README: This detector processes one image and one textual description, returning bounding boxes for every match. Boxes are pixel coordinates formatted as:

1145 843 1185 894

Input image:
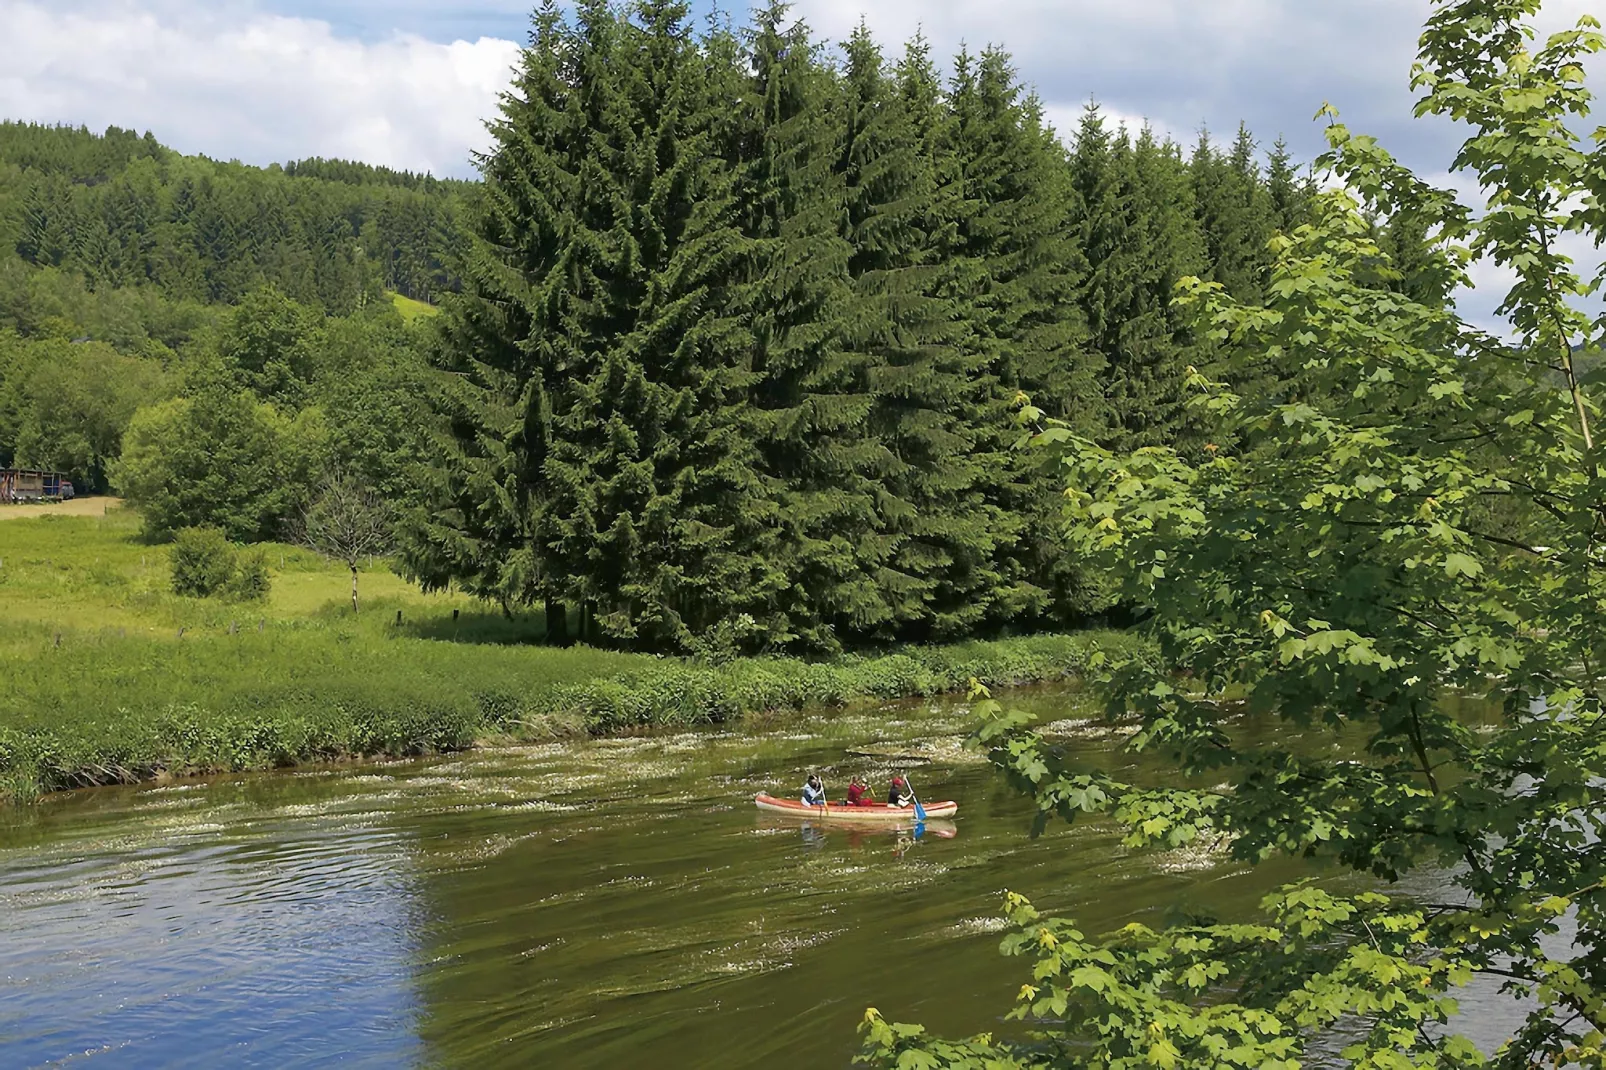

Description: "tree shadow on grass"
401 607 551 646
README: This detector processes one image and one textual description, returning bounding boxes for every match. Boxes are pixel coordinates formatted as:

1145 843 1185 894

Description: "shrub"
114 387 317 542
170 529 273 600
170 527 237 597
0 623 1147 801
228 548 272 601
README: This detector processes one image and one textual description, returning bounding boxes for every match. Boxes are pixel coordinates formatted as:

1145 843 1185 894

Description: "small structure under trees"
0 469 71 503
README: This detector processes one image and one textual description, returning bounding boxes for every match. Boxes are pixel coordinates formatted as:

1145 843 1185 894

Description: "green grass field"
0 510 1144 801
388 291 440 323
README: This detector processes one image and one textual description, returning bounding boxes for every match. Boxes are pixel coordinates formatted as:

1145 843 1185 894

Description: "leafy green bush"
169 527 237 597
227 548 271 601
169 528 274 601
115 387 321 542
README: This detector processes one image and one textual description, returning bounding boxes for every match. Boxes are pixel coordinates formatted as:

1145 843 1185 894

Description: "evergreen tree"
406 0 787 650
942 49 1101 624
400 0 578 620
837 28 1015 639
736 2 884 650
1265 135 1314 235
1189 124 1274 304
1072 106 1204 453
0 121 465 310
538 0 782 648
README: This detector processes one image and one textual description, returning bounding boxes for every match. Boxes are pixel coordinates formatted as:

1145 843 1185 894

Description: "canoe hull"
755 814 958 838
754 792 957 821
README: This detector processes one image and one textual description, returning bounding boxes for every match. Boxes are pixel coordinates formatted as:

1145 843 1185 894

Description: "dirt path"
0 496 123 521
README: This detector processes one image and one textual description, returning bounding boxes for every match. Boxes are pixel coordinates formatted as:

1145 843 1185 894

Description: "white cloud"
0 0 521 177
801 0 1420 166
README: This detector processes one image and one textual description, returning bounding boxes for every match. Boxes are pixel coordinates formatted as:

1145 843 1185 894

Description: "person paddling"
845 776 873 807
887 774 913 808
801 774 826 807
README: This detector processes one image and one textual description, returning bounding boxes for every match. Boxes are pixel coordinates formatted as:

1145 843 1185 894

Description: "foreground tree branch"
861 2 1606 1066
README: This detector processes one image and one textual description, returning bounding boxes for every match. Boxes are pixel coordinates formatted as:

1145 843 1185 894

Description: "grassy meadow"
0 504 1143 800
387 291 440 323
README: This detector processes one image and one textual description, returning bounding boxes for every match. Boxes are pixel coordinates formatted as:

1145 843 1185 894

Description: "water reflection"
0 807 424 1069
770 818 958 862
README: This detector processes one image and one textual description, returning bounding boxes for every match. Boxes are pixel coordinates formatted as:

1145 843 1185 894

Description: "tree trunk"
350 565 359 614
545 600 568 646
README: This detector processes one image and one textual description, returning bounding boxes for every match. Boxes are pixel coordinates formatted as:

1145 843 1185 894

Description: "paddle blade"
905 775 929 823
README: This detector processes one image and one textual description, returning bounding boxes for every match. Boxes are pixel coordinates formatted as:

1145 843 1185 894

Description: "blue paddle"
905 774 928 823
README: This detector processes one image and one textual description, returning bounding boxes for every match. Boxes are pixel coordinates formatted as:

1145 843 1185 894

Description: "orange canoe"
754 792 958 821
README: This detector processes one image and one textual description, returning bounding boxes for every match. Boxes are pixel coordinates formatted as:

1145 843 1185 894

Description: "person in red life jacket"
845 776 874 806
887 775 913 808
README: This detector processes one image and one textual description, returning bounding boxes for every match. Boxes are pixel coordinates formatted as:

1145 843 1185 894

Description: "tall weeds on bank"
0 621 1144 801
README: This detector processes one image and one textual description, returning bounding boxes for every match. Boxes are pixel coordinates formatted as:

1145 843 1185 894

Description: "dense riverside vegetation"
0 510 1144 800
0 7 1362 657
0 4 1311 806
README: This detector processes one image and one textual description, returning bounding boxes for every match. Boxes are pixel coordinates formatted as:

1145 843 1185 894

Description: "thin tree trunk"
545 599 568 645
350 565 359 614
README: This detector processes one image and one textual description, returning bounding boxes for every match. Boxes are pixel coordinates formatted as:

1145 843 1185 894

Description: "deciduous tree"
863 1 1606 1065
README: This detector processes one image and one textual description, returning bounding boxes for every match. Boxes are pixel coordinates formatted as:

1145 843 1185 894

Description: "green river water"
0 686 1520 1068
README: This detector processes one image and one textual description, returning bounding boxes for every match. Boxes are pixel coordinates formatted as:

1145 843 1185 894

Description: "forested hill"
0 124 462 503
0 122 471 312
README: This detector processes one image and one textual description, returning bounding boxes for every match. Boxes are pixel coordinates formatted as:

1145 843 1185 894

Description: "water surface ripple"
0 689 1516 1067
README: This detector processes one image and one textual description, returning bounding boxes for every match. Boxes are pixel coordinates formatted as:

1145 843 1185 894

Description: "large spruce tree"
577 0 781 647
941 48 1103 625
837 26 1012 640
1189 124 1275 304
406 0 777 649
735 3 886 650
1265 135 1315 235
1071 106 1205 452
400 0 577 620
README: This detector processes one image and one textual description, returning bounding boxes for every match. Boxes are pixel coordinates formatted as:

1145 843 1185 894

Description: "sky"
2 0 1603 330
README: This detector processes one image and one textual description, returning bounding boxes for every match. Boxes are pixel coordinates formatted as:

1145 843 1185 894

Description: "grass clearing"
0 511 1144 801
388 291 440 323
0 496 124 522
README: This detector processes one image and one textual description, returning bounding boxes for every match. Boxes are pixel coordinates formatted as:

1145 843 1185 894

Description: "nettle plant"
862 2 1606 1067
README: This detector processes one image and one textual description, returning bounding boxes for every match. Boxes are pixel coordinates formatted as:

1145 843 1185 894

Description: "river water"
0 687 1520 1068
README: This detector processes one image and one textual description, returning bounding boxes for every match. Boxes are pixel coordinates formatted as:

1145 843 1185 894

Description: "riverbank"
0 511 1147 800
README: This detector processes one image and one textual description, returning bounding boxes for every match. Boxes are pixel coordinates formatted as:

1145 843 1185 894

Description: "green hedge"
538 633 1154 733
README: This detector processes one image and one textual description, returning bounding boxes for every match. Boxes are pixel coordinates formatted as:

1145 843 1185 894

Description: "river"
0 686 1524 1068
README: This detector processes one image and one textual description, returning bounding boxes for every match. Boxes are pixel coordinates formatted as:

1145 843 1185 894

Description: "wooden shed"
0 469 68 503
